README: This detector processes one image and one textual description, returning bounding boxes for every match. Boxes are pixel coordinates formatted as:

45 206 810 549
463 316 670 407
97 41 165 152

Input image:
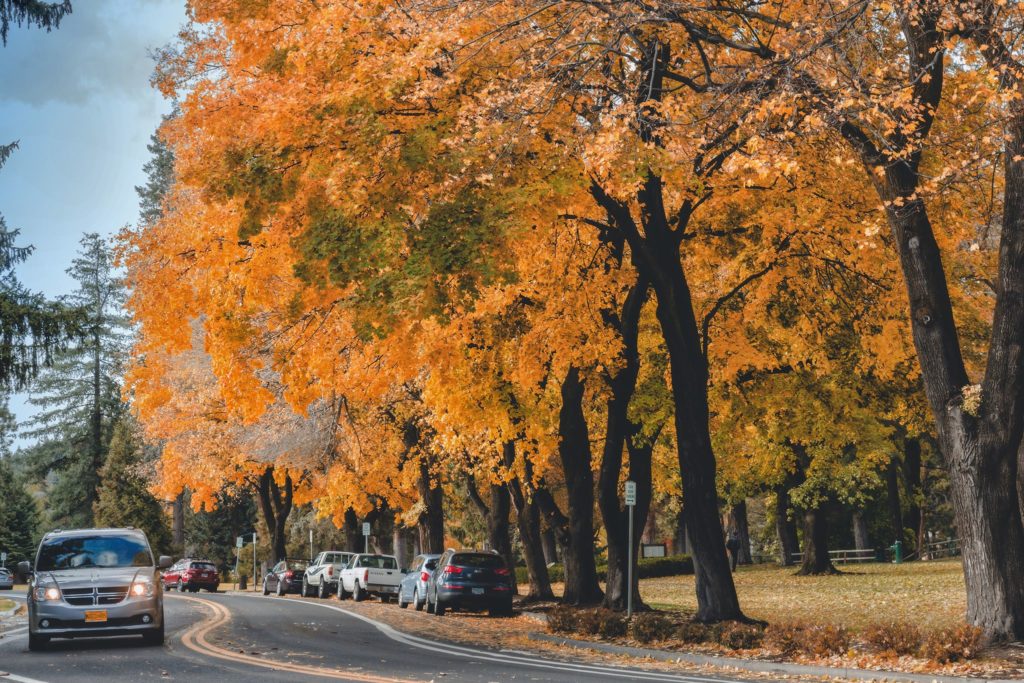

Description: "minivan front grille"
59 585 130 606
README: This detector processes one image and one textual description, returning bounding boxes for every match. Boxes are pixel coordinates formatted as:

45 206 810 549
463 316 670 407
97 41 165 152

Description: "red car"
163 559 220 593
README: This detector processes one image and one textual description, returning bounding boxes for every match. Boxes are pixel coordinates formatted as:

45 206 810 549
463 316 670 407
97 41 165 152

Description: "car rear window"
450 553 505 568
424 559 438 570
286 560 308 571
190 562 216 571
37 534 152 571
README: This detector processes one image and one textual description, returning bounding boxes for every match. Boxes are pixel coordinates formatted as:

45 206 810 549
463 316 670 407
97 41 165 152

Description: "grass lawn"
640 559 966 632
0 597 15 613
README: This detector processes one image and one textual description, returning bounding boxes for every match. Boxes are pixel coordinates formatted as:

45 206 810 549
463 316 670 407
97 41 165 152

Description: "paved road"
0 590 747 683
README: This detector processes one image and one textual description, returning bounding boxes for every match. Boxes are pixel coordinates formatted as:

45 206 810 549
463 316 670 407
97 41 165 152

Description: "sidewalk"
529 633 1023 683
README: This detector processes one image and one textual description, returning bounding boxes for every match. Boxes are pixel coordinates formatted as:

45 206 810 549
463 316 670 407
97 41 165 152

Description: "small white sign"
624 480 637 506
362 522 371 536
236 536 244 548
0 552 7 562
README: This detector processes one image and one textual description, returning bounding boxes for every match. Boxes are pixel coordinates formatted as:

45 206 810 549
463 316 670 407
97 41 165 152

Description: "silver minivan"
20 527 172 651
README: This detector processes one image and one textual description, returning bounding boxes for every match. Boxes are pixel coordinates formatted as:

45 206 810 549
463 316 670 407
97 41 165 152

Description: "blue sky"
1 0 187 437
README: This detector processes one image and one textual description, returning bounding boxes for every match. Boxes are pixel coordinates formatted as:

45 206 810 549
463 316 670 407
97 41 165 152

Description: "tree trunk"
534 368 603 606
406 418 444 554
887 457 905 547
467 473 518 596
597 278 652 611
852 511 870 551
172 491 185 550
502 441 553 601
774 486 800 567
541 526 559 565
902 436 923 554
674 506 692 556
393 527 408 569
343 508 360 553
798 504 836 575
255 467 292 563
727 501 753 565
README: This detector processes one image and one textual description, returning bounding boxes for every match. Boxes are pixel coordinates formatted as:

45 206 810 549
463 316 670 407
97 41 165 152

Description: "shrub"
574 609 605 636
863 622 922 656
674 621 713 644
546 605 578 634
717 622 765 650
596 609 629 638
804 624 851 657
764 622 806 656
631 612 674 644
921 624 985 664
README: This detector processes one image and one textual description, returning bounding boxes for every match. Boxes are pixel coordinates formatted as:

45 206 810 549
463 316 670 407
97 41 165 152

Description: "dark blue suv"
425 550 514 617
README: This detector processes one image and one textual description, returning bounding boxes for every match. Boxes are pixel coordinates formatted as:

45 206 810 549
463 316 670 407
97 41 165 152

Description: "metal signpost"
309 528 314 562
1 551 7 568
252 531 257 591
624 481 637 619
235 536 243 591
362 522 371 554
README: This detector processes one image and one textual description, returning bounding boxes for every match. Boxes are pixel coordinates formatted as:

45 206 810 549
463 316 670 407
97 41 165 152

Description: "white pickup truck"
338 554 403 602
302 551 353 599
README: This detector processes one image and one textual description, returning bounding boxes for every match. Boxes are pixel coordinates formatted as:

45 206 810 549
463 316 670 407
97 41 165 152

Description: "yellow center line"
172 594 422 683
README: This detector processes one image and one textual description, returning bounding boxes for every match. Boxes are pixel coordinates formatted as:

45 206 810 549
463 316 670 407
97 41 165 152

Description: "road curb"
528 633 1020 683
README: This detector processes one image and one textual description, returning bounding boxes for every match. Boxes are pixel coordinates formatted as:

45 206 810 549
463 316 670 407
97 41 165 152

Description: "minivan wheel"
352 582 364 602
141 620 165 646
28 631 49 651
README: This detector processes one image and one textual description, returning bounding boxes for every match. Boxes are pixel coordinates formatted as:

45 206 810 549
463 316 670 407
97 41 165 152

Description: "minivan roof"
43 527 147 538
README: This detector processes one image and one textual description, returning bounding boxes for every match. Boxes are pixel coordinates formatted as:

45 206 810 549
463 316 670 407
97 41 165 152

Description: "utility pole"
252 530 258 592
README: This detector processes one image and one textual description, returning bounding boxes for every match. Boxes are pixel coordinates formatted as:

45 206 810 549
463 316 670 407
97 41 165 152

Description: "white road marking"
0 627 28 637
0 671 53 683
246 594 739 683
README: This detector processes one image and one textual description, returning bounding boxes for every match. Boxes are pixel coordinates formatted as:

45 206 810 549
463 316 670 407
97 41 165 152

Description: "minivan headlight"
33 585 61 602
131 578 154 597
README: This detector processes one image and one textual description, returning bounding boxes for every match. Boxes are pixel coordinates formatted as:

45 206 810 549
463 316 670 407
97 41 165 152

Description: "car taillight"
443 565 463 575
494 567 510 576
284 571 293 578
363 569 369 583
327 566 333 577
420 571 430 582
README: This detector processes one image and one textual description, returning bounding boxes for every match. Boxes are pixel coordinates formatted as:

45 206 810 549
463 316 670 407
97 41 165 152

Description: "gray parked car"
396 553 439 610
0 567 13 590
19 527 172 651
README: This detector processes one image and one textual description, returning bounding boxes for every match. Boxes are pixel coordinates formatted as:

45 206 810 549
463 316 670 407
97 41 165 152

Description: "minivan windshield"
36 535 152 571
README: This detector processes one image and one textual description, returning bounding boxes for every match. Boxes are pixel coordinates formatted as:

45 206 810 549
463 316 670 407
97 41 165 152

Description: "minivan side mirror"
17 561 31 575
158 555 173 569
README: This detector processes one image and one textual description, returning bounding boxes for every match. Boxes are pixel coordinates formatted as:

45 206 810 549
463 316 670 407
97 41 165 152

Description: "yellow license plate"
84 610 107 623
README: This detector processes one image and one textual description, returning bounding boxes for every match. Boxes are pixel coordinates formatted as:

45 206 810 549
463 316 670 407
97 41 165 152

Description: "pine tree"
0 143 79 392
0 0 71 45
0 399 39 566
22 233 130 526
136 121 175 228
93 419 171 555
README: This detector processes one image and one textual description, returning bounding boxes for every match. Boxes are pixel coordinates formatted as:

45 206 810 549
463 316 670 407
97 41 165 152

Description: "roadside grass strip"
172 593 423 683
266 593 746 683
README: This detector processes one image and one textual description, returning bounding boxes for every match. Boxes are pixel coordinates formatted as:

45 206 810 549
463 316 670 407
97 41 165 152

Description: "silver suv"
19 527 172 651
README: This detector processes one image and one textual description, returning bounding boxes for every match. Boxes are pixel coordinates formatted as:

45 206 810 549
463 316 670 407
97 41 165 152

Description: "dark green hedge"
514 554 693 586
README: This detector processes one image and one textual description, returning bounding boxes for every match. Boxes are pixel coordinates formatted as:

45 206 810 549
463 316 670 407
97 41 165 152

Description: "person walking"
726 530 742 572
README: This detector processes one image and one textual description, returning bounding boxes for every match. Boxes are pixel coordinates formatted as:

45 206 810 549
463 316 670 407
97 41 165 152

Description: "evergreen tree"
0 0 71 45
21 233 130 526
0 399 39 566
183 490 257 573
136 121 175 228
93 419 171 554
0 144 80 392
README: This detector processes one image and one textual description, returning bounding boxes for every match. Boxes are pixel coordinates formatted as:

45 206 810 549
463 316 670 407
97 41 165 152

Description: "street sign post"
252 531 257 591
236 536 243 548
624 481 637 619
362 522 371 554
0 551 6 568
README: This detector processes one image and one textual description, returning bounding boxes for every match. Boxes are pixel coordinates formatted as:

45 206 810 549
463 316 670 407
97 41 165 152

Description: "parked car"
0 567 14 590
302 551 352 598
162 559 220 593
263 559 308 596
337 554 402 602
19 527 172 650
397 553 439 610
425 549 513 617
